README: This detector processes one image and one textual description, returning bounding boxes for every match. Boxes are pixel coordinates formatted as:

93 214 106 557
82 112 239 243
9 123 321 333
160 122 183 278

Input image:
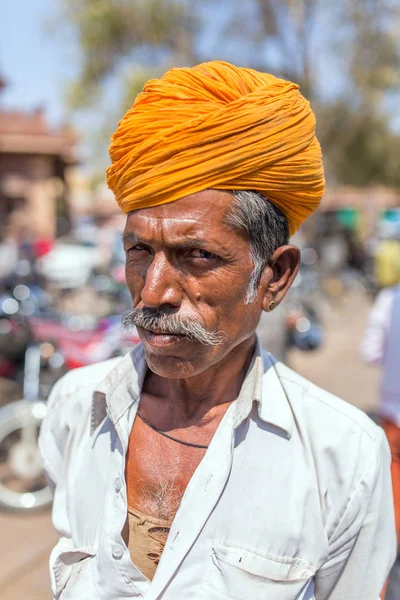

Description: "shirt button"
112 544 124 559
114 476 122 493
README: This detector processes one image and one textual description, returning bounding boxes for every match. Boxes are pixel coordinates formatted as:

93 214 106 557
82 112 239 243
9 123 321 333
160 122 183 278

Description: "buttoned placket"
108 393 153 598
145 352 264 599
145 404 237 600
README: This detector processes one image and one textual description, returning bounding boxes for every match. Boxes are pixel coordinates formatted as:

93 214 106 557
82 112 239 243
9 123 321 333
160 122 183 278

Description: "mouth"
139 327 188 348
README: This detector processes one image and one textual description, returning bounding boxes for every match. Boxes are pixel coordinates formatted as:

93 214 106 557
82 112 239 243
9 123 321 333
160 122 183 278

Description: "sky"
1 0 397 139
0 0 346 173
0 0 75 125
0 0 344 126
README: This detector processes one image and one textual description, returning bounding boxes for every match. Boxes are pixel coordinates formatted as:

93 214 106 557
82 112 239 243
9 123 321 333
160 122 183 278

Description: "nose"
140 253 182 308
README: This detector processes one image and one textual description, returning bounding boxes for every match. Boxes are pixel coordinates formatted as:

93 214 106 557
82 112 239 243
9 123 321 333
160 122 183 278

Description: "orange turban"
107 61 325 235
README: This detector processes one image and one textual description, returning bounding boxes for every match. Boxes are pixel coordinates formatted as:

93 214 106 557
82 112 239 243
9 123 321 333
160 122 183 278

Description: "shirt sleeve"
314 428 396 600
39 375 74 540
360 289 393 365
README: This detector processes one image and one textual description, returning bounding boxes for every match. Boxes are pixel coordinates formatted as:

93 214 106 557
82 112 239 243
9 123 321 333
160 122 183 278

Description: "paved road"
0 290 380 599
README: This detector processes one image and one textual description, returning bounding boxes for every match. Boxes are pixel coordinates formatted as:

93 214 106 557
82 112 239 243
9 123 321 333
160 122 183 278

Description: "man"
361 282 400 536
361 280 400 600
39 61 395 600
374 225 400 290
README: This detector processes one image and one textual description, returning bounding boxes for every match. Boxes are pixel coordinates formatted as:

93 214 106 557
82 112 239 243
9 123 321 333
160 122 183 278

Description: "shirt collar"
91 338 293 438
91 343 147 435
232 339 293 438
257 348 294 438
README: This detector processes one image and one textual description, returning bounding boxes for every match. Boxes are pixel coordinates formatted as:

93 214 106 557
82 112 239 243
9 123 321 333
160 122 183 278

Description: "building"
0 76 78 241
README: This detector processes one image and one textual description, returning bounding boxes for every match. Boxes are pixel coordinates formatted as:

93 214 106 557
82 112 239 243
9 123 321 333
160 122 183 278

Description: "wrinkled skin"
123 189 300 385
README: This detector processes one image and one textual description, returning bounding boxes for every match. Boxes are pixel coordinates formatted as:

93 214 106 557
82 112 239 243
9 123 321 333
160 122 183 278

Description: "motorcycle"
286 263 325 353
0 349 51 510
0 286 139 511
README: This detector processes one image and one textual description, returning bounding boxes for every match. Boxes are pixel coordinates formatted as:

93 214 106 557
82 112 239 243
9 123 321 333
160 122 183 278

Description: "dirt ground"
0 290 381 599
290 289 380 415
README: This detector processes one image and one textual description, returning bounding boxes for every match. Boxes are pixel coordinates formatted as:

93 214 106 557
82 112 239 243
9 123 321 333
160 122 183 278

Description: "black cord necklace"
136 411 209 449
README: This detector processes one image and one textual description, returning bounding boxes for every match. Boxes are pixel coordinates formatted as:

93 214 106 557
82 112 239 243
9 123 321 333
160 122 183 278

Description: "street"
0 290 380 599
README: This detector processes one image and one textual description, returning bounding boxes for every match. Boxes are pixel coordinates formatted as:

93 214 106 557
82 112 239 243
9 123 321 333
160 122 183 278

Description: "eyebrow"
122 231 221 250
122 232 139 244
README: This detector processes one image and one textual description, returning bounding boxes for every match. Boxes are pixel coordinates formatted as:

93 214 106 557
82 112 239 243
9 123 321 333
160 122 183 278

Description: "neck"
144 335 257 424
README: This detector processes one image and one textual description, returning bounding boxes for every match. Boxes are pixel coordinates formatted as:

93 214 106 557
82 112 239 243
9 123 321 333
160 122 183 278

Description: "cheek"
206 270 250 306
125 263 145 301
197 271 254 328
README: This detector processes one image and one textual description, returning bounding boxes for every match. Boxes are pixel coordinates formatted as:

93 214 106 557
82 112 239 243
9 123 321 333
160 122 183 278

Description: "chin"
145 351 213 379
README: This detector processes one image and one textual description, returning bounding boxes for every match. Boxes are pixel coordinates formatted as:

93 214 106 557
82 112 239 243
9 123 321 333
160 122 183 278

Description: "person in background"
361 281 400 600
0 226 19 280
257 230 306 364
374 225 400 290
256 301 288 363
361 282 400 527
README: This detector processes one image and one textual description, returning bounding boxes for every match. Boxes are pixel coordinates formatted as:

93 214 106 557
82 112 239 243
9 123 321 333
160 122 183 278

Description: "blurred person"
256 300 288 362
40 61 395 599
257 230 308 363
361 283 400 600
33 235 54 259
374 228 400 289
361 284 400 536
0 226 18 280
316 215 349 277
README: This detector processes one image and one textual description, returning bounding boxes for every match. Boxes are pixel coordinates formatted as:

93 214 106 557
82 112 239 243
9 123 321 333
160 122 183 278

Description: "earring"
267 300 277 312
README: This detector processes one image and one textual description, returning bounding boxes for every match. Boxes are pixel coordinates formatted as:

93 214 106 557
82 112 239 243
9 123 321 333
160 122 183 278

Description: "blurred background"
0 1 399 598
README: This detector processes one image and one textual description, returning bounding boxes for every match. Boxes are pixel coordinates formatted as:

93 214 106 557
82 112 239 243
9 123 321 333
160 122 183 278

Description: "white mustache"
122 308 227 346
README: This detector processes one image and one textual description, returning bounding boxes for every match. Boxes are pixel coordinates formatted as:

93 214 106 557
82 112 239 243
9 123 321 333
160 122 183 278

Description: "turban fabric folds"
107 61 325 235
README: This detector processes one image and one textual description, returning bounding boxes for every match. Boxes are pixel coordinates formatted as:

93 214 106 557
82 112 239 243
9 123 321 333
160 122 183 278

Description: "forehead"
124 189 240 242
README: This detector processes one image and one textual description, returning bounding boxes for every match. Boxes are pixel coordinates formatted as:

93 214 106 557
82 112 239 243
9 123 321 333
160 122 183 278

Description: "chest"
65 411 328 600
124 416 207 518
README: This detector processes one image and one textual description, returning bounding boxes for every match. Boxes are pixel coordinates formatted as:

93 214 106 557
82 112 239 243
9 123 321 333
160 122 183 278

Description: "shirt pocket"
49 537 96 599
196 541 315 600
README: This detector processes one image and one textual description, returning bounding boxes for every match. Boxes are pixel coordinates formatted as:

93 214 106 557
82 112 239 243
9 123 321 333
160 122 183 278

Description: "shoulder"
265 354 385 483
43 353 135 440
272 357 376 436
47 356 124 408
266 357 390 536
44 343 145 428
39 354 134 475
40 356 124 447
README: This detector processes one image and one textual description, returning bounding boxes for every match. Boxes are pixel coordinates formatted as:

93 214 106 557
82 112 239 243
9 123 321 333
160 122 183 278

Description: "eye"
126 243 151 254
189 249 218 260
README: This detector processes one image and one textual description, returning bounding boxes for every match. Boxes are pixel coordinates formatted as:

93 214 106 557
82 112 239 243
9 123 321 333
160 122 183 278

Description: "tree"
230 0 400 185
53 0 400 188
60 0 199 110
317 100 400 187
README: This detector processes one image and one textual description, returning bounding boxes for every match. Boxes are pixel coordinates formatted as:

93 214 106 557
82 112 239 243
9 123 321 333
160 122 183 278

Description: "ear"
259 245 301 312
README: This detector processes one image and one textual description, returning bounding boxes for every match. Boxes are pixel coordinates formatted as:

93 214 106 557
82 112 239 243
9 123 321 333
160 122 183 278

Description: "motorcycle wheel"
0 400 52 511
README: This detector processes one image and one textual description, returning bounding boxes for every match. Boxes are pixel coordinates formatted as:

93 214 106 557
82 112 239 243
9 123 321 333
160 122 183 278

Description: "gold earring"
267 300 277 312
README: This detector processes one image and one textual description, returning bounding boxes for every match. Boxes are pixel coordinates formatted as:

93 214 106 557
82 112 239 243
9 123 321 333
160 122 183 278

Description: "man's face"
123 189 264 378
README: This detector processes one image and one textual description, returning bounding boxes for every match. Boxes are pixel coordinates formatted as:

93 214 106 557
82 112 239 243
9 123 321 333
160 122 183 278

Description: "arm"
315 429 396 600
38 377 71 537
360 289 393 365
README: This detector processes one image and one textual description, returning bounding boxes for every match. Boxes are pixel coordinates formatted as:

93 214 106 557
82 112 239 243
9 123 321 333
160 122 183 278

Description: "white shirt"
360 287 395 366
360 286 400 425
39 342 396 600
